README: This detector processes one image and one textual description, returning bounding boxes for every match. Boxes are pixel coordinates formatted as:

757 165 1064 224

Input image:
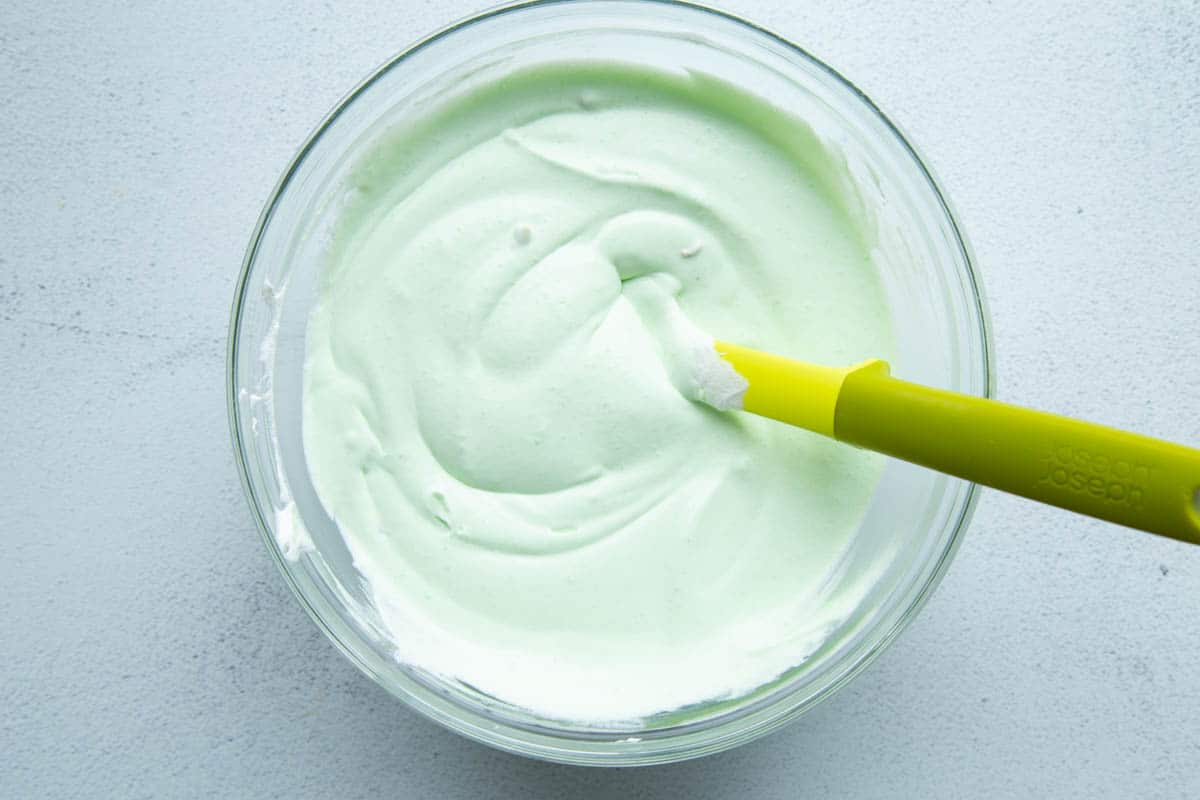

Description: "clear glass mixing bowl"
228 0 993 766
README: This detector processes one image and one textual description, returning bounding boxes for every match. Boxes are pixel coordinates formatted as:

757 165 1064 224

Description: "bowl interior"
229 0 990 765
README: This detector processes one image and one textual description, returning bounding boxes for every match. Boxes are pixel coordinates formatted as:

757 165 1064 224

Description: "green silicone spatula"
710 341 1200 545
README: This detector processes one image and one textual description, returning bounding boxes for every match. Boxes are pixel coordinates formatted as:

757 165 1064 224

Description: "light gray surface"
3 1 1198 797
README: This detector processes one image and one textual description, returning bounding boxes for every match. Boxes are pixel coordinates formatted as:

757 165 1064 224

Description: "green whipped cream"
302 62 893 722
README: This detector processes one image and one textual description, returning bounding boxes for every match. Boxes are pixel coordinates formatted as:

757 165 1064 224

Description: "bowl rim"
227 0 994 766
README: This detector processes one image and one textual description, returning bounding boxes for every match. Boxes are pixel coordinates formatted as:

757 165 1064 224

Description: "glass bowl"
228 0 992 766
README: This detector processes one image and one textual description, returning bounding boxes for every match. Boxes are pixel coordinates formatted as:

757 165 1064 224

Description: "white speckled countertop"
2 1 1198 797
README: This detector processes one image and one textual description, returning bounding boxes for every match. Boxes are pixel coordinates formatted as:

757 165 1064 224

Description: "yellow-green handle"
715 343 1200 545
835 362 1200 545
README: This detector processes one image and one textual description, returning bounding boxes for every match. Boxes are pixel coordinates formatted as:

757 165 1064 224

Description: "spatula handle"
834 362 1200 544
